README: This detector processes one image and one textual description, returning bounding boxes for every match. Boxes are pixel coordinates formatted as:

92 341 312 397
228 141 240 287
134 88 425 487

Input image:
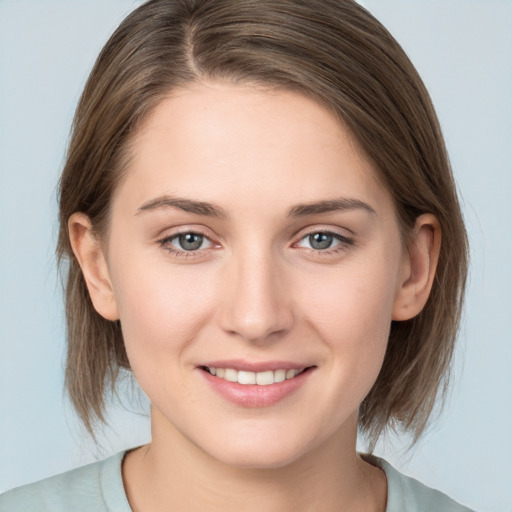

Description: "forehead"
115 82 391 215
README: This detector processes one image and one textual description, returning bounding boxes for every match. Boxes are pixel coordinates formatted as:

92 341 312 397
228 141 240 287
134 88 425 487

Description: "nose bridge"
219 241 292 342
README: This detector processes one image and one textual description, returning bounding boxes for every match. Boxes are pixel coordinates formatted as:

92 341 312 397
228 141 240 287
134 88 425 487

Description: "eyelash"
293 231 355 255
158 231 215 259
158 229 354 259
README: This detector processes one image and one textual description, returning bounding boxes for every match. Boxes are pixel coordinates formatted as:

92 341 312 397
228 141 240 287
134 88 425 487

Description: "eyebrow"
288 198 376 217
136 195 375 218
137 196 228 218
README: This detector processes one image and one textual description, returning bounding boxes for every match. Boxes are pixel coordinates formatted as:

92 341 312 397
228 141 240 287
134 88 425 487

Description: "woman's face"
102 82 410 468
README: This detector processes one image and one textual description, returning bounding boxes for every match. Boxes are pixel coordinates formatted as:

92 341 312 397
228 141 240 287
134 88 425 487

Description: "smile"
203 367 306 386
199 364 315 407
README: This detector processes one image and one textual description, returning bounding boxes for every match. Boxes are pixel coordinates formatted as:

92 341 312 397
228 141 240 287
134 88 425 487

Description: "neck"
122 409 387 512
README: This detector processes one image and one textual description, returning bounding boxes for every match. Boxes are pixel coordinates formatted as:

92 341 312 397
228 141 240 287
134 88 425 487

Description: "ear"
68 213 119 321
392 214 441 321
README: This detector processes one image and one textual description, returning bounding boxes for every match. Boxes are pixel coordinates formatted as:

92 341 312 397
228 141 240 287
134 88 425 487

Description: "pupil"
310 233 332 250
179 233 203 251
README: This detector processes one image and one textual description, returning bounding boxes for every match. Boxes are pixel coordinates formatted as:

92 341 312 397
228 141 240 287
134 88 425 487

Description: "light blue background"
1 2 511 511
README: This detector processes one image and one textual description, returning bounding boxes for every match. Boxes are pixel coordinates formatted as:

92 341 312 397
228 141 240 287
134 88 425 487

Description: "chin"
198 425 319 470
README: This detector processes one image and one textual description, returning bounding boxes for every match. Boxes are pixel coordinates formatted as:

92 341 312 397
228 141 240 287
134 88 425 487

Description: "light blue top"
0 451 475 511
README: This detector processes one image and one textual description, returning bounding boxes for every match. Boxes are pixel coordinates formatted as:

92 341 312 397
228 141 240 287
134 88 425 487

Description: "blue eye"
177 233 206 251
162 232 213 253
297 231 352 252
308 233 335 250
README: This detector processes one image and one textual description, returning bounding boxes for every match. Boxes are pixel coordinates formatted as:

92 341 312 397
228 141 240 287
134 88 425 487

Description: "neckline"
106 449 396 512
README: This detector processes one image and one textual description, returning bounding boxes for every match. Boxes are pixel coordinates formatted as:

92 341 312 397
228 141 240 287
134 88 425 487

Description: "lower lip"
199 368 314 408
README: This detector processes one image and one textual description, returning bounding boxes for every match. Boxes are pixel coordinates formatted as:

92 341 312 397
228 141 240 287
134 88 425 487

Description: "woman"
0 0 473 510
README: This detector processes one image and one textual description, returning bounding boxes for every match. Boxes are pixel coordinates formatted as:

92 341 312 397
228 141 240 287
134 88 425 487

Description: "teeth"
286 369 298 379
274 369 286 383
224 368 238 382
238 371 256 385
206 367 304 385
256 370 274 385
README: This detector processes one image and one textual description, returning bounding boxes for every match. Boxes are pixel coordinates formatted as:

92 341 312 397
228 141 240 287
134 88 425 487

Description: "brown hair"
57 0 468 446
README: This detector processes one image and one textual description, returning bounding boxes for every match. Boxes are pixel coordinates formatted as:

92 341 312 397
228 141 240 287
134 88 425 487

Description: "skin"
69 82 440 512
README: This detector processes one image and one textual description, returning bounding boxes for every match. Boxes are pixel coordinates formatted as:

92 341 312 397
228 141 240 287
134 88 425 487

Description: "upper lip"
199 359 313 372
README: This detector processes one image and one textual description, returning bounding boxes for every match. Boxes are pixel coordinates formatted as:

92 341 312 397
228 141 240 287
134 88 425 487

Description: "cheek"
108 251 218 363
302 262 398 340
296 255 401 389
312 287 391 430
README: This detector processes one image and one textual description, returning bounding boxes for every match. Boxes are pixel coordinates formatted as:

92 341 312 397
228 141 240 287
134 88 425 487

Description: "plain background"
1 1 511 511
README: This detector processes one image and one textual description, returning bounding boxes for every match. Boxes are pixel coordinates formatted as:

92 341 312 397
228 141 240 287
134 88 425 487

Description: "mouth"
200 366 312 386
198 362 316 407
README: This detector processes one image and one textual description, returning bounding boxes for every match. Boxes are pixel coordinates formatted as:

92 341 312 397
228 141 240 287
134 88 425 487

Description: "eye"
295 231 353 252
160 231 214 254
306 232 335 250
176 233 209 251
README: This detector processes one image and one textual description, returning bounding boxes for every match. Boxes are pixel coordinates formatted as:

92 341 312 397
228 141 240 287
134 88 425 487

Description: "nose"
218 248 293 344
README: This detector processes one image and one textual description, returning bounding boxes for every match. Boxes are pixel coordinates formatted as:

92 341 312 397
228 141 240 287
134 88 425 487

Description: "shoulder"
365 456 476 512
0 451 132 512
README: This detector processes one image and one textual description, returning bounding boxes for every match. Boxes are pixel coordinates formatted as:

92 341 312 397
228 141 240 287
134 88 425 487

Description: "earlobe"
68 213 120 321
392 214 441 321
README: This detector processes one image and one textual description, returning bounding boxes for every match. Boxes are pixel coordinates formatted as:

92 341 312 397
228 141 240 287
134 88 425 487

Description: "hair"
57 0 468 447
